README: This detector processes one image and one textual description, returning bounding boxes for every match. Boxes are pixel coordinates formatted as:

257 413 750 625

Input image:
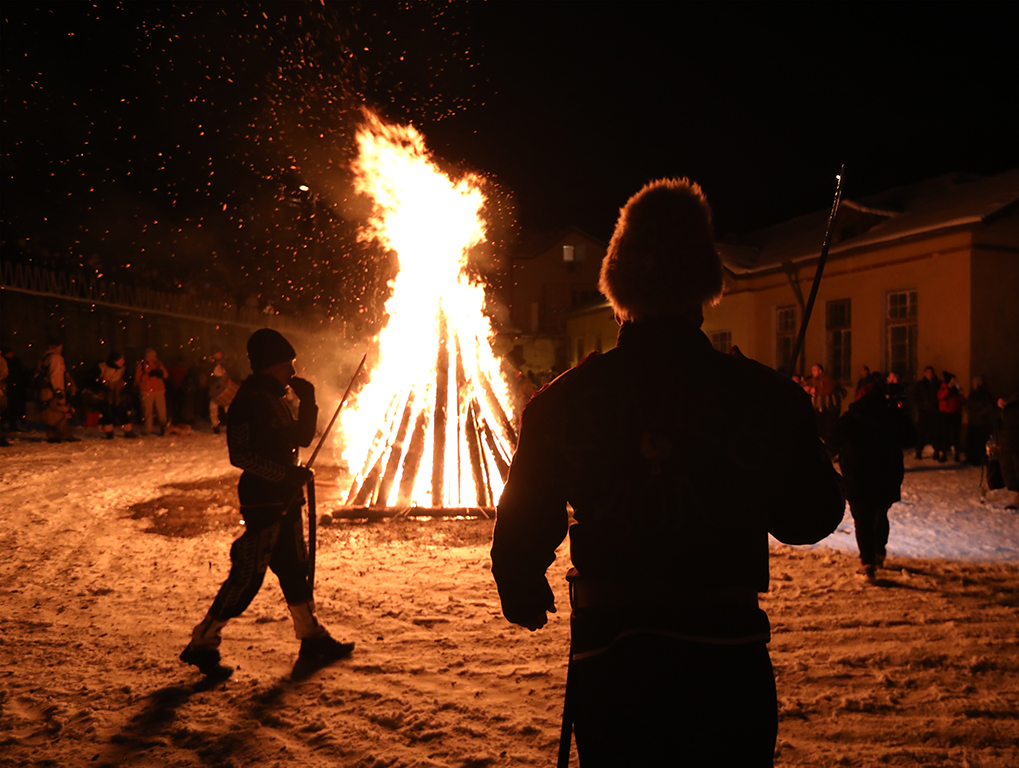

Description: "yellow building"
567 171 1019 400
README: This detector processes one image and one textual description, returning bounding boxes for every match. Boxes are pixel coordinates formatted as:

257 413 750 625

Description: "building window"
710 330 732 354
826 298 851 381
776 305 797 373
886 290 918 381
571 288 604 308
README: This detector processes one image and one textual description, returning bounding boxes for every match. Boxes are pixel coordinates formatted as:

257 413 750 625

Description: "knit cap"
247 328 296 372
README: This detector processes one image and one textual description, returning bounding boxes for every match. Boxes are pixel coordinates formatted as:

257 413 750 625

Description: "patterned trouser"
209 502 312 620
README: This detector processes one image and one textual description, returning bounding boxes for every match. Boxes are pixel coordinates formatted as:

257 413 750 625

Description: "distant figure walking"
829 375 917 581
180 329 353 678
491 178 845 767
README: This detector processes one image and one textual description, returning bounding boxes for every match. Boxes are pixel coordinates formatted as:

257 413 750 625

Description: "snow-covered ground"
1 429 1017 768
813 455 1019 563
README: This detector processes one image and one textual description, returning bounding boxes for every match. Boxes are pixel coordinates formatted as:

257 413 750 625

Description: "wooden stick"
397 409 428 507
482 421 510 482
350 453 384 506
348 390 401 503
374 392 414 507
431 314 450 507
454 336 468 506
787 167 844 377
478 369 518 446
306 353 367 469
464 399 488 507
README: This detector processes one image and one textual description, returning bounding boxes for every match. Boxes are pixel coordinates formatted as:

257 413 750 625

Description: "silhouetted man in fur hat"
491 178 845 766
181 328 353 678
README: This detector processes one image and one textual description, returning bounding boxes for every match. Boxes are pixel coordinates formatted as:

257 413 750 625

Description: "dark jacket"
911 377 940 414
491 317 845 646
829 392 916 507
965 385 996 427
227 374 318 505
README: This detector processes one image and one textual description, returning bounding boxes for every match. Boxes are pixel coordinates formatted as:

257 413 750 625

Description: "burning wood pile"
337 113 518 518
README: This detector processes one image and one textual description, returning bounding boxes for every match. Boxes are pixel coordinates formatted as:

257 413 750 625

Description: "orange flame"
340 112 516 509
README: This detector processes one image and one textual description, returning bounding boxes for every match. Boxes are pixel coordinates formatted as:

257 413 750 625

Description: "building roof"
510 225 607 261
719 169 1019 276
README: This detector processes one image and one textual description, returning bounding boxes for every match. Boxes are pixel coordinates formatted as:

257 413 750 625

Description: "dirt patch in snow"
126 475 241 538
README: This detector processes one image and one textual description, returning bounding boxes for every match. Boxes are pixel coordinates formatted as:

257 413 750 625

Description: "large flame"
340 112 517 510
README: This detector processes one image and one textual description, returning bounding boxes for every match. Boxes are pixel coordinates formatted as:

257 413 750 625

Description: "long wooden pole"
306 353 368 469
432 314 450 506
787 167 844 377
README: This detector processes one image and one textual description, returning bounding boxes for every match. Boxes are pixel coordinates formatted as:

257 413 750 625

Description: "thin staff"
300 352 368 591
787 166 845 376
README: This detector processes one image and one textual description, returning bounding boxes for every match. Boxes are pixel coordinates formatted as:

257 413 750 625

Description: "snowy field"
812 454 1019 563
1 429 1018 768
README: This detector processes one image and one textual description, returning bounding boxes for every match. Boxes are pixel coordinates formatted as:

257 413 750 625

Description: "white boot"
291 601 354 661
180 612 233 678
188 611 229 650
288 601 327 640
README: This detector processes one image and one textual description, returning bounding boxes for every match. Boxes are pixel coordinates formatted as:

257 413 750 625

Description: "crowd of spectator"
785 361 1017 511
0 340 240 446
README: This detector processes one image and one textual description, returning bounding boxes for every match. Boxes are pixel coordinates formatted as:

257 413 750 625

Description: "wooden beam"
349 452 384 506
396 409 428 507
482 421 510 482
374 393 415 508
464 399 488 507
431 314 450 507
478 369 518 446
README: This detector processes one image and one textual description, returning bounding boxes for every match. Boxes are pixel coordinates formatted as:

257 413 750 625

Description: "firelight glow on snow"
339 112 516 510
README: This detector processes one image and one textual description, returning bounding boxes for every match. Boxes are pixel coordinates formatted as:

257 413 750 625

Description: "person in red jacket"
937 372 966 462
491 178 845 767
805 363 846 444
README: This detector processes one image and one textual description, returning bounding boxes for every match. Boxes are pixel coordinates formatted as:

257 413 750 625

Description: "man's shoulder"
721 348 811 405
532 344 805 402
231 376 266 406
521 352 612 421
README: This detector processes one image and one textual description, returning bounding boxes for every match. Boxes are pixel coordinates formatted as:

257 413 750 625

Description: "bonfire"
338 113 518 517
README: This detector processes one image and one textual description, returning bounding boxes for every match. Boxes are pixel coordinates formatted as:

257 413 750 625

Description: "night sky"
3 2 1017 313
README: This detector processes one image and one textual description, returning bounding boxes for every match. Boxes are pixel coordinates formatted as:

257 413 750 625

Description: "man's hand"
289 377 316 403
515 603 556 632
503 594 557 632
285 465 314 487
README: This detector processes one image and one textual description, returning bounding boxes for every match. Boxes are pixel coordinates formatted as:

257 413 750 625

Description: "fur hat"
247 328 296 372
599 178 723 321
